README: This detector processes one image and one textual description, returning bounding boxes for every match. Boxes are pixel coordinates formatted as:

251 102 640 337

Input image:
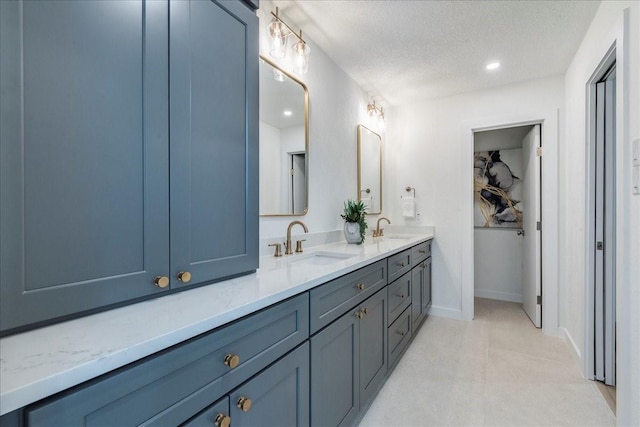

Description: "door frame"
584 44 616 381
461 109 560 337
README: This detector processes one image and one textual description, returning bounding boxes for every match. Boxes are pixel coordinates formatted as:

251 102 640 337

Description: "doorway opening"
473 124 542 328
585 47 616 404
288 151 306 214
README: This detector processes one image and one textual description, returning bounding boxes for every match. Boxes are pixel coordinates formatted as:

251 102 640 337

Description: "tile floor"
358 298 616 426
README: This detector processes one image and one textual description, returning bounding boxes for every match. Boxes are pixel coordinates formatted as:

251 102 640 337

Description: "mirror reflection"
259 56 309 216
357 125 382 214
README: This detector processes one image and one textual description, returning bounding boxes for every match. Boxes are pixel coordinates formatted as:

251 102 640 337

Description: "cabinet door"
169 0 258 288
359 289 388 409
0 0 169 333
311 312 360 427
422 257 432 313
230 343 309 427
411 264 426 332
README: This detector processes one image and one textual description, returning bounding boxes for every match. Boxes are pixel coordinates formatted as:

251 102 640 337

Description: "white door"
521 125 542 327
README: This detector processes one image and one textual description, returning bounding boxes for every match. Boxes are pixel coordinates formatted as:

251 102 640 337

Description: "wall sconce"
268 7 310 75
367 100 385 132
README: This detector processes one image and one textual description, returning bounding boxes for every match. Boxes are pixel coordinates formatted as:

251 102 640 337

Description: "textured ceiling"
272 0 600 106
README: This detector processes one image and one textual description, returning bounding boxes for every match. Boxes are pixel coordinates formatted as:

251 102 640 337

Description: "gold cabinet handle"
237 396 252 412
214 413 231 427
397 262 406 267
224 353 240 369
418 249 427 254
177 271 192 283
421 262 426 268
397 293 405 299
361 307 368 316
396 330 406 337
154 276 169 288
356 283 366 291
354 310 363 319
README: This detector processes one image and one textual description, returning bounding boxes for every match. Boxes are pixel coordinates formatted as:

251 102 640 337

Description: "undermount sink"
283 251 357 266
383 234 418 240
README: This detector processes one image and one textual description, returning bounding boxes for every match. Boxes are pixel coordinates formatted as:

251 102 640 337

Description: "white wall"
385 76 563 321
560 2 640 424
258 1 384 238
259 122 282 213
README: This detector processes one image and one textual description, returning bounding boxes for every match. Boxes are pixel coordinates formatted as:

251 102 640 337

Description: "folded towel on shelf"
402 196 415 218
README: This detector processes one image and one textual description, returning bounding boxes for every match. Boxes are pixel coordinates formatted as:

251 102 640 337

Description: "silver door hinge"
536 221 542 231
536 147 543 157
597 241 604 251
537 295 542 305
290 169 295 176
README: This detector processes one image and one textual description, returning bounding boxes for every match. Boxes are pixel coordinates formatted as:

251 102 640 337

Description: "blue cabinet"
411 251 432 334
310 288 387 427
26 295 307 426
0 0 258 334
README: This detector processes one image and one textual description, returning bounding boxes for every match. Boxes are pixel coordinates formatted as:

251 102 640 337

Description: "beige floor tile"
356 298 615 426
484 383 616 426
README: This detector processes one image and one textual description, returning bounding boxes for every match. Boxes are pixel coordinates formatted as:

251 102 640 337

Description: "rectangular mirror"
259 56 309 216
357 125 382 214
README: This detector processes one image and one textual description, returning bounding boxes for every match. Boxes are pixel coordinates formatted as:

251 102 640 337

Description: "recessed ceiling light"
486 62 501 70
283 110 292 116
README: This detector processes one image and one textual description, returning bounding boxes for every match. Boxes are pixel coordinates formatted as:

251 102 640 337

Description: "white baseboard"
428 306 464 320
561 327 583 373
474 289 523 303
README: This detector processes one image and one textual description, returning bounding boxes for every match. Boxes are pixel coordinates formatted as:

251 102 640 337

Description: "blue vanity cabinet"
229 342 310 427
411 241 433 334
186 343 309 427
26 294 308 427
310 288 387 427
0 0 170 333
0 0 258 334
169 0 258 289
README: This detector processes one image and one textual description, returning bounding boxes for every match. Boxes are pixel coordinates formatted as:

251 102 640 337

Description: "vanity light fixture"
367 100 385 131
268 7 310 75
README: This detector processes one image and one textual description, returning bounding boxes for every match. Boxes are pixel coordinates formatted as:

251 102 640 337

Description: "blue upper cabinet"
0 0 258 334
169 0 258 289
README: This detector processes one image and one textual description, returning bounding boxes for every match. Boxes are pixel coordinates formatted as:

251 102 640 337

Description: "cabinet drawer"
388 307 412 369
27 294 309 427
310 260 386 334
387 271 411 325
387 248 411 283
411 240 432 267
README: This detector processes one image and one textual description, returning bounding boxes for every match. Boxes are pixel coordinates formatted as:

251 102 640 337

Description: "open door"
521 125 542 328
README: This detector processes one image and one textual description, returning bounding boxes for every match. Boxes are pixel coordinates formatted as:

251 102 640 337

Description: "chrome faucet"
285 220 309 255
372 217 391 237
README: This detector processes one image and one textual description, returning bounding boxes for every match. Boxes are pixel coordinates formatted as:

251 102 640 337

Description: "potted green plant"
341 199 368 244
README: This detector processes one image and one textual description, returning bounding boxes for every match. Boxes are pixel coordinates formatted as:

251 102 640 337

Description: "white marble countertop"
0 227 434 415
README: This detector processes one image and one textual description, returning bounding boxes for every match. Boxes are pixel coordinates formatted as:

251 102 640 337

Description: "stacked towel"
402 196 415 218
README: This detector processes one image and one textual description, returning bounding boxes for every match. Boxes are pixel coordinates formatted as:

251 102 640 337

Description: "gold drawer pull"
154 276 169 288
361 307 368 316
224 353 240 369
177 271 192 283
355 310 363 319
237 396 252 412
418 249 427 254
397 262 406 267
396 293 405 299
214 413 231 427
356 283 366 291
396 330 406 337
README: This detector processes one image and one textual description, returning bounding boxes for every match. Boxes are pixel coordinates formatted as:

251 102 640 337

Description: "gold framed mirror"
357 125 382 214
259 56 309 216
